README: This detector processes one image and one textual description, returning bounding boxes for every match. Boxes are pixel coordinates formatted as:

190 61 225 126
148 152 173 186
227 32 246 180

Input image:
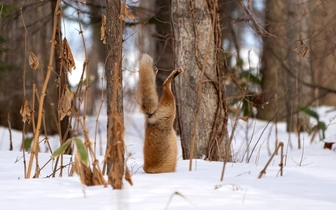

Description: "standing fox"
138 54 183 173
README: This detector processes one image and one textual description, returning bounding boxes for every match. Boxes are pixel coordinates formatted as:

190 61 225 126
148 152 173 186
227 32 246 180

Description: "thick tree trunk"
171 0 231 161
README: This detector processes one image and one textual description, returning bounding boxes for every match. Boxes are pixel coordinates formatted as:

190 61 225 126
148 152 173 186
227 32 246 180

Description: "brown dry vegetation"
0 0 336 191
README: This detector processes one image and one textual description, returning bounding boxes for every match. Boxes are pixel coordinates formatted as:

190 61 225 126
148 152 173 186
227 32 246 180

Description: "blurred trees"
1 0 336 160
0 1 69 139
257 0 336 133
257 0 312 132
310 0 336 106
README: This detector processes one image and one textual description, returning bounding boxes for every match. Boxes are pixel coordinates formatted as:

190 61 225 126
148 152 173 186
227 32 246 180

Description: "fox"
138 53 183 173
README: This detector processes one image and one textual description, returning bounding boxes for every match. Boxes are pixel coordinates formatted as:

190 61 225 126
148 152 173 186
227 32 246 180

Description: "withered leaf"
323 142 335 150
239 116 249 122
20 99 32 123
62 38 76 73
119 2 134 21
100 14 106 44
59 86 72 120
29 51 39 70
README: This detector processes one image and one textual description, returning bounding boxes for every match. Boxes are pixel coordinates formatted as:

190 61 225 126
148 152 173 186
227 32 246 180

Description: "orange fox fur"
138 54 183 173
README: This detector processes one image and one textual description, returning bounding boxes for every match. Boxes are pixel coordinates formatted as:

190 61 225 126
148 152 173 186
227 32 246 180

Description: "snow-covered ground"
0 106 336 210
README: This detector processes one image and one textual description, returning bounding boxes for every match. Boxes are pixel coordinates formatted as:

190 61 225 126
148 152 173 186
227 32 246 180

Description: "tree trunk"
86 4 105 116
285 0 312 132
257 0 288 122
105 0 124 189
153 0 174 97
257 0 312 132
310 0 336 106
171 0 231 161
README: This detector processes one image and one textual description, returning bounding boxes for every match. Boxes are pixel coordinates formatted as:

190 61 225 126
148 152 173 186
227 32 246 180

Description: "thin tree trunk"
105 0 124 189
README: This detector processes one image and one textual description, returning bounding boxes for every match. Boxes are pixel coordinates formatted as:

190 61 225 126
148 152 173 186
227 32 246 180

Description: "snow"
1 106 336 209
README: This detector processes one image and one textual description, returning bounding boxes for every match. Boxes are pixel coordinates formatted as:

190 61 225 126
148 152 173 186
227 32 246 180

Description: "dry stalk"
76 10 90 128
247 111 278 163
206 0 230 162
19 5 28 178
94 80 105 155
7 114 13 151
20 7 27 98
55 11 65 177
258 142 284 179
26 0 61 179
220 50 255 181
275 65 279 155
296 67 301 149
32 84 36 132
241 118 257 162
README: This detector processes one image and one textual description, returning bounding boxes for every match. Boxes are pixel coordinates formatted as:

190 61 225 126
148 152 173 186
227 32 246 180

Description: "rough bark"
171 0 231 161
105 0 124 189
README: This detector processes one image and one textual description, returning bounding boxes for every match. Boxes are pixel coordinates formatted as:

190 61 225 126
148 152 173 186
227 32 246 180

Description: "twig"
7 114 13 151
94 74 105 155
247 110 278 163
238 0 275 37
20 7 27 98
76 10 90 128
19 5 28 179
258 142 284 179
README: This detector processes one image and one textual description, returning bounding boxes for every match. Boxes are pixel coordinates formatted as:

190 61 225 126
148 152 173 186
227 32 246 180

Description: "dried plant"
258 142 284 179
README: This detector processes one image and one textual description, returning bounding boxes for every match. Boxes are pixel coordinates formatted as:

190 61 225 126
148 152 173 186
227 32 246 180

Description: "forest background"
0 0 336 191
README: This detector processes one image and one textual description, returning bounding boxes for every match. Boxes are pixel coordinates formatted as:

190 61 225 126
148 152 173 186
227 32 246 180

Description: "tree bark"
105 0 124 189
171 0 231 161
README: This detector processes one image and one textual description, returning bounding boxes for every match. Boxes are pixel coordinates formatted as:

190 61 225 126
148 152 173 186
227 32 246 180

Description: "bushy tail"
138 54 158 115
